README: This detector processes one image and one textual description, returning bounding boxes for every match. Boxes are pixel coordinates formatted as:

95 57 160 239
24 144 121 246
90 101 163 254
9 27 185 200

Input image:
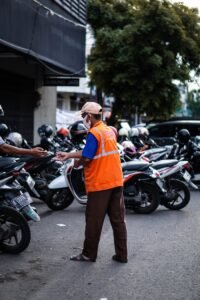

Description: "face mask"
83 116 91 130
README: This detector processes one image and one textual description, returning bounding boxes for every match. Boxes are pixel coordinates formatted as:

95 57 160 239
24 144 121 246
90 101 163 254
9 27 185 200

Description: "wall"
34 86 57 144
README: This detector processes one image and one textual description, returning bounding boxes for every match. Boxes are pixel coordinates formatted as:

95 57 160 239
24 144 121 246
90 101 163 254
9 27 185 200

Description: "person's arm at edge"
0 143 47 157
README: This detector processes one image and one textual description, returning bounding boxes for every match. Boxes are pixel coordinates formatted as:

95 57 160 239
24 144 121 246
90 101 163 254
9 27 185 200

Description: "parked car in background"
147 120 200 146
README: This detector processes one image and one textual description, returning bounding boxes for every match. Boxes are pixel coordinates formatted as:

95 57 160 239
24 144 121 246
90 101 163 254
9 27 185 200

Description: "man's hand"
30 147 48 157
54 151 69 161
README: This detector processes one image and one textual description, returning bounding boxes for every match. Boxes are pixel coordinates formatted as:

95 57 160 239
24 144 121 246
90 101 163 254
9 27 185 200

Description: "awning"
0 0 86 76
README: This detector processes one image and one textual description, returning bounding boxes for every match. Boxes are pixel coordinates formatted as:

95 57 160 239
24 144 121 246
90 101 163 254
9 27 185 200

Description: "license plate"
26 175 35 189
11 192 32 210
183 170 191 182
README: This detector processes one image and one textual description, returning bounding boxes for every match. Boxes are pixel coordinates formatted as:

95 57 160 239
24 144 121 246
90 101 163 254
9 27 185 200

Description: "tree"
87 0 200 120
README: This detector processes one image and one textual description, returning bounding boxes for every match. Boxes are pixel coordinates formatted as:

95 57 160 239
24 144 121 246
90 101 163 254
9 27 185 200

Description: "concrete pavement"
0 192 200 300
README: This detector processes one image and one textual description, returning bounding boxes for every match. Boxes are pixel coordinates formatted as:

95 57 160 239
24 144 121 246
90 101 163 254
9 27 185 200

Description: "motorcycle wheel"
45 188 74 211
162 179 190 210
130 182 160 214
0 206 31 254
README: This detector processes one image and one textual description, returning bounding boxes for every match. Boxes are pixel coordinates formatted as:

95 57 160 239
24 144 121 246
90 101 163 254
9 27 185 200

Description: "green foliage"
87 0 200 120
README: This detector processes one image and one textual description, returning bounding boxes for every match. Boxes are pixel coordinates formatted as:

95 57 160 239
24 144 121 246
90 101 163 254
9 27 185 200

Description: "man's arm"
75 156 91 167
0 143 47 157
55 150 83 161
55 150 91 166
55 133 97 167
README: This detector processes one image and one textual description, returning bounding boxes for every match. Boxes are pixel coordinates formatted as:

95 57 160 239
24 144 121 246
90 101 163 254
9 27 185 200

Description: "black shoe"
112 255 128 263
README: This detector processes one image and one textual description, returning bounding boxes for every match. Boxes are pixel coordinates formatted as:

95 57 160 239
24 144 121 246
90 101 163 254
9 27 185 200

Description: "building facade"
0 0 87 144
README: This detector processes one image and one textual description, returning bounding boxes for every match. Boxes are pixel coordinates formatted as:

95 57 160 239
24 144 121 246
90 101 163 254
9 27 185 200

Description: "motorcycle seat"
152 159 178 170
0 157 25 172
18 153 54 163
122 160 150 172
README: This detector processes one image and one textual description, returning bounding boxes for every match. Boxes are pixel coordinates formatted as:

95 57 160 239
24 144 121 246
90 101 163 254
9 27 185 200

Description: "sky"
172 0 200 12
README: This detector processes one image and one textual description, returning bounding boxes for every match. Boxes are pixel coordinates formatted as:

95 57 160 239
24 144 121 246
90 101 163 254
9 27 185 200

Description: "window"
149 124 173 137
149 121 200 138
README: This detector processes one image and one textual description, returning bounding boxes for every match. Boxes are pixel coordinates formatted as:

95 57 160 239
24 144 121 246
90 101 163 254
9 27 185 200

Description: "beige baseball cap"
80 102 102 115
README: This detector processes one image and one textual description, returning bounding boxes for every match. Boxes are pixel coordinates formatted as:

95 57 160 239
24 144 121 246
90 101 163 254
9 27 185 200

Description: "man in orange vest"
55 102 128 263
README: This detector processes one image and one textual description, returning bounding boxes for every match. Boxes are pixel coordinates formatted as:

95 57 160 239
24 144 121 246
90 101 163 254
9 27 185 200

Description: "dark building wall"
39 0 87 24
0 0 86 76
0 0 87 143
0 72 36 143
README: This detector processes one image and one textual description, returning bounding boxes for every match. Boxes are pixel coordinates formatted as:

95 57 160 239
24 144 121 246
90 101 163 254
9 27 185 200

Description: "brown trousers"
82 186 127 261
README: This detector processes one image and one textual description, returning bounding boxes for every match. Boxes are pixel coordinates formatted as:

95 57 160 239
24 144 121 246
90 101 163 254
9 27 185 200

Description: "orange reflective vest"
84 121 123 192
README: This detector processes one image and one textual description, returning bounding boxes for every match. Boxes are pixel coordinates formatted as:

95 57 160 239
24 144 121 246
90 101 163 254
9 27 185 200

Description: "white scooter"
47 159 163 214
46 154 194 212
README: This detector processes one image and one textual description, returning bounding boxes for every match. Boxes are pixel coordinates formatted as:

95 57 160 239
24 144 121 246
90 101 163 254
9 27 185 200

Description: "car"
147 120 200 146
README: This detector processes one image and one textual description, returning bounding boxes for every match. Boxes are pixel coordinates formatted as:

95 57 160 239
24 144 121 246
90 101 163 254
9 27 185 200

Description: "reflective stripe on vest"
92 127 119 159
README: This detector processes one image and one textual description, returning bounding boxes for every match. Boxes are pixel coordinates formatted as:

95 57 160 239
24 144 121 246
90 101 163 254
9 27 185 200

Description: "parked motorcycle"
116 143 193 211
0 206 31 254
121 151 193 210
138 146 173 162
0 153 65 211
168 137 200 188
118 138 173 163
151 159 192 210
0 157 40 222
47 159 162 214
17 153 63 201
